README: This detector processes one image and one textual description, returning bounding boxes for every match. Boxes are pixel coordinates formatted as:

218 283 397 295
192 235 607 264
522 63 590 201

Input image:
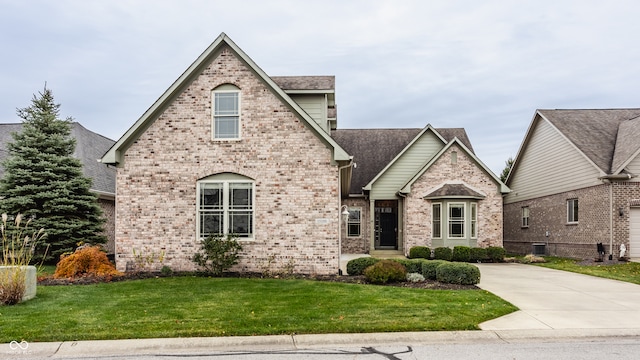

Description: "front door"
375 200 398 249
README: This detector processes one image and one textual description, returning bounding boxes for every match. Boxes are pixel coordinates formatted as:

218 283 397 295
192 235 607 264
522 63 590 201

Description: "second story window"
213 88 240 140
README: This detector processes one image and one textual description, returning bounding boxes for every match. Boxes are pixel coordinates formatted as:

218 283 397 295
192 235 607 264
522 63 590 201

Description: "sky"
1 0 640 175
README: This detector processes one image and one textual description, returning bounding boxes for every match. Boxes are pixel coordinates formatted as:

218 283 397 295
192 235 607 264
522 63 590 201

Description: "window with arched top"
212 84 241 140
197 173 254 239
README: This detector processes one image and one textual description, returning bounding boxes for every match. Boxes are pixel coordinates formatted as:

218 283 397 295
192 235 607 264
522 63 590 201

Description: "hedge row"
408 246 506 263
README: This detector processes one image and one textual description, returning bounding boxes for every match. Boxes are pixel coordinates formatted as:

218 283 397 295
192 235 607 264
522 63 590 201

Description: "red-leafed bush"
54 246 121 279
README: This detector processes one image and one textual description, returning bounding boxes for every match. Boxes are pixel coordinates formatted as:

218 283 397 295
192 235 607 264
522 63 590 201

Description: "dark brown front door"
375 200 398 249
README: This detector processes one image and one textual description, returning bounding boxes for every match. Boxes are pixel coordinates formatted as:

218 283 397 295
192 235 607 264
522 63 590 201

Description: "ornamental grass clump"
54 246 121 279
1 213 46 305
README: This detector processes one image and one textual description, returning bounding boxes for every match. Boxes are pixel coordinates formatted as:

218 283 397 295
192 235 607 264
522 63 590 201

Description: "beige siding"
290 94 327 132
625 154 640 175
370 130 444 199
505 118 602 204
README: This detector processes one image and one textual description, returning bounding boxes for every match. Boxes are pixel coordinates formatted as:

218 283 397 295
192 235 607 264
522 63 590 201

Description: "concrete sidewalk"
477 263 640 330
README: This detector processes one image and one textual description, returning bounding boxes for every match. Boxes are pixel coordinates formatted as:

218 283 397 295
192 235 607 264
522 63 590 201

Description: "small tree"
500 156 514 183
0 88 106 262
192 234 243 276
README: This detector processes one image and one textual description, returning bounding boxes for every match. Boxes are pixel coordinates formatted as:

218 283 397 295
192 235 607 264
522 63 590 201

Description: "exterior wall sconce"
619 207 625 217
341 205 350 223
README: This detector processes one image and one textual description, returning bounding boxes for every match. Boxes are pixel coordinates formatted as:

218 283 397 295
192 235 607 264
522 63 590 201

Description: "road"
8 336 640 360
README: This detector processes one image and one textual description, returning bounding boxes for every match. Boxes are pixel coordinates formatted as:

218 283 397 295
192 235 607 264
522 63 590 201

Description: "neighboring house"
0 122 116 253
504 109 640 259
101 33 508 274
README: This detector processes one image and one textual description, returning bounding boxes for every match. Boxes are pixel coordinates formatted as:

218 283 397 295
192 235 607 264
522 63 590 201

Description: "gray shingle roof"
423 183 485 199
331 128 474 194
538 109 640 174
271 76 335 91
0 122 116 195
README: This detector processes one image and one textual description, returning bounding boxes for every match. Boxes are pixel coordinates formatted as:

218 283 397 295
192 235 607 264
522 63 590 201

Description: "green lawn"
534 257 640 285
1 276 516 342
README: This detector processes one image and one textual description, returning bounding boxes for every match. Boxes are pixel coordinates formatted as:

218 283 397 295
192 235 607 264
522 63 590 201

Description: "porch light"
341 205 350 223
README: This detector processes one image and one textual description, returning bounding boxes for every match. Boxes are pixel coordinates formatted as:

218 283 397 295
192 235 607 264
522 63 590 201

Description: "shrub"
408 246 431 259
469 247 488 263
406 272 425 282
486 247 506 263
54 246 121 278
452 246 471 262
521 254 546 264
436 262 481 285
364 260 407 284
192 234 243 276
346 257 379 276
421 260 447 280
391 258 425 274
433 247 452 261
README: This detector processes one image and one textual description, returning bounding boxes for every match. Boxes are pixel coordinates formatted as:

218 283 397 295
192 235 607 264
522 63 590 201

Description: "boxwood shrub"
421 259 447 280
364 260 407 284
452 246 471 262
469 247 488 263
408 246 431 259
346 257 379 276
486 246 506 263
436 262 481 285
392 258 427 274
433 247 453 261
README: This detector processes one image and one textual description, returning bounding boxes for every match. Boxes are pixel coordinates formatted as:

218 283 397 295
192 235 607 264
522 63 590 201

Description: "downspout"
598 173 634 256
337 159 354 274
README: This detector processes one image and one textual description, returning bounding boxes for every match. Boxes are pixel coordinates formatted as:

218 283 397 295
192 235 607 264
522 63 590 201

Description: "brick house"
504 109 640 259
0 122 116 253
101 33 508 274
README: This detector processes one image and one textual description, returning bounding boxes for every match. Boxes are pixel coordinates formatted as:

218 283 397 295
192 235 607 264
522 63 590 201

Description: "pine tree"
500 156 514 183
0 88 106 263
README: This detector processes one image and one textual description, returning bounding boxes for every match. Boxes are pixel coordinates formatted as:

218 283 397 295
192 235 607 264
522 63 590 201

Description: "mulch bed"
38 271 478 290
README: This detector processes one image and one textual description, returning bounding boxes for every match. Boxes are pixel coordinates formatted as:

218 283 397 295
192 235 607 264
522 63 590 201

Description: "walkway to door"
477 263 640 330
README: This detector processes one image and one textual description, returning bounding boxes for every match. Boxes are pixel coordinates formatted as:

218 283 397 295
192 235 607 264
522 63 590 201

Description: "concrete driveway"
476 263 640 330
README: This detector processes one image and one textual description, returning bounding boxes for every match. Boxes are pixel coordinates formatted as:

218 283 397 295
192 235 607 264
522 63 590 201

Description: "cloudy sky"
1 0 639 174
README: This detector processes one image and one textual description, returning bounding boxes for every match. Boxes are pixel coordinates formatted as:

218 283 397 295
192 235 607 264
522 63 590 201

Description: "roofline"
101 33 349 166
612 115 640 174
400 138 510 194
363 124 446 191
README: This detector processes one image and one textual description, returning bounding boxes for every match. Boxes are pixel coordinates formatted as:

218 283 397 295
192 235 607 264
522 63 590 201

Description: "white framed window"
470 203 477 238
448 203 465 238
522 206 530 228
212 87 240 140
347 207 361 237
198 177 254 238
567 199 578 224
432 203 442 238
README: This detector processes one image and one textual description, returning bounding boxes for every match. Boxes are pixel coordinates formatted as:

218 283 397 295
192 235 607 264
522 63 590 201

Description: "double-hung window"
567 199 578 224
432 203 442 238
522 206 530 227
470 203 477 238
448 203 465 238
198 179 254 238
346 208 361 237
213 88 240 140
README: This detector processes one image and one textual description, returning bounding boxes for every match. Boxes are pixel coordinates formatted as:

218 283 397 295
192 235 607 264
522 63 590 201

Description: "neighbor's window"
567 199 578 224
198 180 253 238
432 203 442 238
213 89 240 139
522 206 530 228
470 203 477 238
448 203 465 238
347 208 361 237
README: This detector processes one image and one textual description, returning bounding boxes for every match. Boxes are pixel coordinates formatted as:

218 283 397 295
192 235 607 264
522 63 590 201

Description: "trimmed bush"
486 246 506 263
421 259 447 280
54 246 121 278
406 272 425 282
346 257 380 276
409 246 431 259
436 262 481 285
192 234 243 276
392 258 426 274
469 247 488 263
433 247 452 261
452 246 471 262
364 260 407 284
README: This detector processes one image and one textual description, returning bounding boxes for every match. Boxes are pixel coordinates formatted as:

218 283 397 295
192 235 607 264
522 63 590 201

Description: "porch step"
370 250 406 259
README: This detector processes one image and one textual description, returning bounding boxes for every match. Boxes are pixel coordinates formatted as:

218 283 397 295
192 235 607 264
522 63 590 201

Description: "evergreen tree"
0 88 106 263
500 156 514 183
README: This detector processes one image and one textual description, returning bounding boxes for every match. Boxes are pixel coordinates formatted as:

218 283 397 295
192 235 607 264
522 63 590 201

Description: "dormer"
271 76 336 132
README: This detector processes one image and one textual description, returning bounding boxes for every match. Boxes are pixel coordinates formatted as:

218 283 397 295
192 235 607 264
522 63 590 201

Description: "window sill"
565 222 578 226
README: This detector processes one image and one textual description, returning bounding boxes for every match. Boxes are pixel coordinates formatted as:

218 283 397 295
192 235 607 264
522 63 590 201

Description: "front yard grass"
534 257 640 285
1 276 516 342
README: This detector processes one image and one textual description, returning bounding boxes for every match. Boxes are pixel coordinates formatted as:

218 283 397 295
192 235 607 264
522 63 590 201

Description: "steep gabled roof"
423 183 486 200
0 122 116 196
612 115 640 174
101 33 350 166
400 137 509 194
271 76 334 91
331 127 474 195
537 109 640 174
